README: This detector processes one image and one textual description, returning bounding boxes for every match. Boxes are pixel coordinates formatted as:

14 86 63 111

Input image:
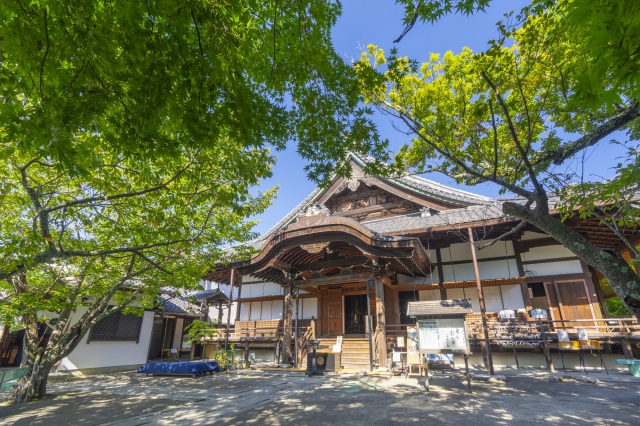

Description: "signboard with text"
416 318 470 355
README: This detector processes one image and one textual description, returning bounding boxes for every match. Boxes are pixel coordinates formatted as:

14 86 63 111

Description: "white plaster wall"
58 310 155 371
239 302 250 321
523 260 583 276
302 298 318 319
440 240 514 262
272 300 284 320
419 289 441 301
241 281 282 298
523 245 576 261
444 284 524 313
501 285 525 310
483 286 504 312
212 303 237 324
397 274 436 285
172 318 184 349
446 288 467 304
441 259 519 281
249 301 262 320
238 298 315 321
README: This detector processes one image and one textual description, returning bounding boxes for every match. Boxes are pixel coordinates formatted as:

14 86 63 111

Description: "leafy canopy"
0 0 388 184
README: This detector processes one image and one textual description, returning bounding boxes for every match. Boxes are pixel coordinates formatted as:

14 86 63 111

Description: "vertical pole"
367 279 373 371
225 268 236 351
294 285 299 368
435 248 447 300
468 228 494 375
374 277 387 368
464 354 472 393
282 277 293 365
539 318 555 372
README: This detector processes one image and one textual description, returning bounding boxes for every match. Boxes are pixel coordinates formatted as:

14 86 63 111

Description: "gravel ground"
1 368 639 425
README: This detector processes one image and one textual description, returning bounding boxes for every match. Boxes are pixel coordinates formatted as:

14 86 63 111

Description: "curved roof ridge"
398 175 493 204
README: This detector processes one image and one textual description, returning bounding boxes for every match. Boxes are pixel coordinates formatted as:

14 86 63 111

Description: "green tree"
356 0 640 318
0 0 387 402
0 145 273 401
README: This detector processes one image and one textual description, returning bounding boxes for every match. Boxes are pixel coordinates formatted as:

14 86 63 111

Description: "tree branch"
533 102 640 166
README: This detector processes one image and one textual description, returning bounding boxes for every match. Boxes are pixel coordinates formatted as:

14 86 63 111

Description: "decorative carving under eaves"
302 203 331 217
337 168 375 193
300 242 329 254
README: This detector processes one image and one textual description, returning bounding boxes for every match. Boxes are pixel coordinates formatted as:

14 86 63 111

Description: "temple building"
203 154 638 370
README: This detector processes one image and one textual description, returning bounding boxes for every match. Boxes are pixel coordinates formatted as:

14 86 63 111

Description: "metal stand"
424 357 430 391
305 339 323 377
464 354 472 393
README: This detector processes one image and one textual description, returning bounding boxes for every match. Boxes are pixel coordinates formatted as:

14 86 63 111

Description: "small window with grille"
88 312 143 343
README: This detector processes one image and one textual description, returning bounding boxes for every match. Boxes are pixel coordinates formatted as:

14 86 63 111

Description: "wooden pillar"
580 261 604 320
435 248 447 300
224 268 236 351
511 235 532 312
235 275 243 322
282 279 293 365
374 277 387 368
468 228 494 375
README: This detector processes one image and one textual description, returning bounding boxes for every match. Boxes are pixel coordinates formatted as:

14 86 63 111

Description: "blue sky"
249 0 627 236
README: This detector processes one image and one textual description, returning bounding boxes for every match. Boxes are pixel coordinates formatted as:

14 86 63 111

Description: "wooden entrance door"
328 302 342 336
544 279 596 329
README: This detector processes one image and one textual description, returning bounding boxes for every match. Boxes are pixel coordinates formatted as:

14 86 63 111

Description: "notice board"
416 318 470 355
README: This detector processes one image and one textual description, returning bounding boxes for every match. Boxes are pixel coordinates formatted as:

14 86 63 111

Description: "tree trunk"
15 327 55 402
282 285 293 365
503 201 640 319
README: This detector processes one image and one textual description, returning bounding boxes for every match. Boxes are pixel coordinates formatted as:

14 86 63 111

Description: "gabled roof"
192 289 229 304
160 294 201 316
259 153 493 242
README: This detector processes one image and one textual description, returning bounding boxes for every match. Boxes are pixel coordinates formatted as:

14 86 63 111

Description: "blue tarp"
137 361 220 377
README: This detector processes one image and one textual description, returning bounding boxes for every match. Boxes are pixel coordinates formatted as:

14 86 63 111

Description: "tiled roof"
364 201 511 234
250 153 496 244
391 175 491 205
192 289 229 303
160 294 201 316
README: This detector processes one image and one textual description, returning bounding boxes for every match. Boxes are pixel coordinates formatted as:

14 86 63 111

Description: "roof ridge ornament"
301 203 331 218
337 168 376 193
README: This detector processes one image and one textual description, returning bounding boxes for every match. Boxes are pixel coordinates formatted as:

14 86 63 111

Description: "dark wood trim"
522 256 580 265
293 272 370 286
512 235 532 311
237 293 316 303
580 260 604 319
435 248 446 299
435 255 516 267
296 256 369 272
433 253 578 268
525 273 586 283
297 285 321 296
517 237 558 252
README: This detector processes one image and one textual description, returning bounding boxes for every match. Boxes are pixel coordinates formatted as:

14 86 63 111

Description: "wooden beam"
269 259 292 273
517 237 558 252
522 256 580 265
293 272 370 286
295 256 369 272
297 285 321 296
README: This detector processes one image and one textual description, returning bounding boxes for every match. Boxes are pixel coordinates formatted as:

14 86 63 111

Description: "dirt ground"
1 368 639 425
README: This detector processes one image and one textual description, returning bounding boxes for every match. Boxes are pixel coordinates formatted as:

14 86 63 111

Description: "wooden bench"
0 367 29 392
616 359 640 377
